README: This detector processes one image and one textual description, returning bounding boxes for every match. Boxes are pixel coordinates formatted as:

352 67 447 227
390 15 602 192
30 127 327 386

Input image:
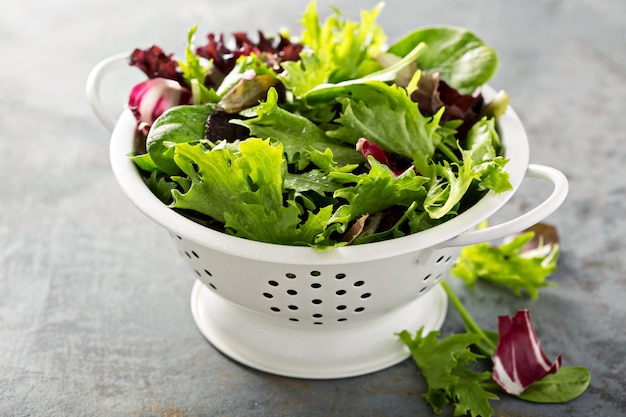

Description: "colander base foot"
190 279 447 379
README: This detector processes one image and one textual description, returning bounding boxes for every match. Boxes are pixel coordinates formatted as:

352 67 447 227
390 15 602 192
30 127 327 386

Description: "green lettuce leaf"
465 117 512 193
233 88 363 168
178 26 220 104
280 1 386 97
451 231 559 299
328 157 428 233
170 138 331 245
306 80 443 158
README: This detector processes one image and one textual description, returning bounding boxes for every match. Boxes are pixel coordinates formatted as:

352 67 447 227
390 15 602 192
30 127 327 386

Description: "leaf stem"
441 280 497 355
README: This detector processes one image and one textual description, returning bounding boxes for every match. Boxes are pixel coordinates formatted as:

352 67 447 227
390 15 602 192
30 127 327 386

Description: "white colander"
87 53 569 379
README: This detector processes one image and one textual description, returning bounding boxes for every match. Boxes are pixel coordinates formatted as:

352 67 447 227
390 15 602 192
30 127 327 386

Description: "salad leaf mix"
120 3 591 415
399 226 591 416
126 1 512 248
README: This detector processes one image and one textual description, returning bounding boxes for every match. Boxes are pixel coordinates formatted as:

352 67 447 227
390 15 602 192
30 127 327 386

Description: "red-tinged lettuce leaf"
492 309 562 396
355 138 411 177
130 46 186 86
196 31 302 79
411 71 484 138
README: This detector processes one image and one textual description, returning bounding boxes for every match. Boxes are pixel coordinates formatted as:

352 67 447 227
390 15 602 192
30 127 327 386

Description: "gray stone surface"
1 0 625 416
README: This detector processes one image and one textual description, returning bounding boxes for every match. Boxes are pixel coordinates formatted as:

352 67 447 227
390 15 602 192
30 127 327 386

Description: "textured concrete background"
1 0 625 416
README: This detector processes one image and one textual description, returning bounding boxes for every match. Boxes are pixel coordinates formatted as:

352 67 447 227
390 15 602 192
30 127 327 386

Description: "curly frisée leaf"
170 138 332 245
451 229 559 299
280 1 386 97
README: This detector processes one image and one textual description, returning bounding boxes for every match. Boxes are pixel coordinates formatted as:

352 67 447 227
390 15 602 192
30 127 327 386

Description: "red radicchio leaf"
492 309 562 395
356 138 411 177
128 78 193 136
129 46 187 86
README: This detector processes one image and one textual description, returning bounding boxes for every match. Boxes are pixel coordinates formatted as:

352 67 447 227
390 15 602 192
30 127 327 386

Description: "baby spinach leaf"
387 26 498 94
146 104 215 175
517 366 592 404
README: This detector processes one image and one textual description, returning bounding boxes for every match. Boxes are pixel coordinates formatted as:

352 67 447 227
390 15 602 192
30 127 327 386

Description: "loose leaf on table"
492 310 562 396
398 328 498 417
517 366 591 403
450 229 559 299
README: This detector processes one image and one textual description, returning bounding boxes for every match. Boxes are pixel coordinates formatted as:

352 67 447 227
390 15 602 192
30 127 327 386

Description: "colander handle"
86 52 131 132
443 164 569 247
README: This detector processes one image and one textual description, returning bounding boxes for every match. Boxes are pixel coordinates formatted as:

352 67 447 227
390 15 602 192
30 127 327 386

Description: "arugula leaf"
387 26 498 94
398 328 498 417
233 88 363 168
280 1 386 97
451 231 559 299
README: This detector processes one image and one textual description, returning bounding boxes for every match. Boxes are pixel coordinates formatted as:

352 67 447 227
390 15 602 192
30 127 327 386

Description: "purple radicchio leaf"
128 78 193 136
492 309 562 396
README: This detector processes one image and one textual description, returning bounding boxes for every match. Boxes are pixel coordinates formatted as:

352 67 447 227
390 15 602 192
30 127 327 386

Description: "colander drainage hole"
288 305 298 310
312 299 322 305
336 289 346 296
209 283 217 290
423 273 432 281
268 280 279 287
311 283 322 289
335 273 346 280
289 318 299 322
286 273 296 279
271 307 281 312
337 305 347 311
287 289 298 295
360 293 371 299
353 280 364 287
312 313 323 318
355 307 365 313
310 270 321 277
263 292 273 299
204 269 213 277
